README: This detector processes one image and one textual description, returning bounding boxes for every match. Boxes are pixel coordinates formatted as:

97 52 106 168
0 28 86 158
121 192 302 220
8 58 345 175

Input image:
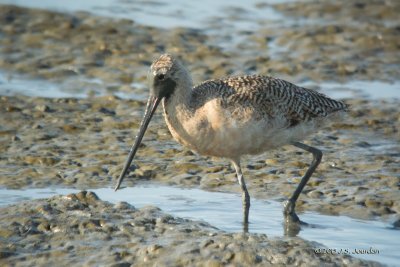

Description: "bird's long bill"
114 95 161 191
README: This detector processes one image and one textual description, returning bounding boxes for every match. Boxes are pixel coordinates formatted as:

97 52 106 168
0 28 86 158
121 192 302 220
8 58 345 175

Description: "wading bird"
114 54 347 233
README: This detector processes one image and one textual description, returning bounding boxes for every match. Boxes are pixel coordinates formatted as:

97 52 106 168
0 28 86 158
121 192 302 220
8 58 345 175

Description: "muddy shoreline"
1 2 399 86
1 94 398 221
0 191 383 266
1 1 399 266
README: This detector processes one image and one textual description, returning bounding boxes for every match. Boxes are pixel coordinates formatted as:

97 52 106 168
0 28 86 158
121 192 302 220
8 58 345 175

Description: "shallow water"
0 0 284 30
1 1 399 100
1 69 398 100
0 184 398 266
303 80 400 100
0 71 146 100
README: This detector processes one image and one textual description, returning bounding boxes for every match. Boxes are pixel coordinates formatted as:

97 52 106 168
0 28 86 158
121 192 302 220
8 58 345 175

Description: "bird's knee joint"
314 150 323 163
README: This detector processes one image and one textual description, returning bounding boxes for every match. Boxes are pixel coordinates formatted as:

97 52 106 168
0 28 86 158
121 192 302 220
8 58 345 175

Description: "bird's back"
190 75 348 127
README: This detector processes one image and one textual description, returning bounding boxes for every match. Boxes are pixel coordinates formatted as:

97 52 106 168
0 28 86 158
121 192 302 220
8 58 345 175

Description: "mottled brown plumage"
191 75 347 128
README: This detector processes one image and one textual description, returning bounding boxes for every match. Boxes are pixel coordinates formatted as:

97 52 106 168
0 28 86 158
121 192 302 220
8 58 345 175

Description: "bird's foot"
283 199 300 223
283 199 307 236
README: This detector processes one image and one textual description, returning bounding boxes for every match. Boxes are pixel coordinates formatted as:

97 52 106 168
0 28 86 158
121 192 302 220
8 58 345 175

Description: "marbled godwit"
115 54 348 230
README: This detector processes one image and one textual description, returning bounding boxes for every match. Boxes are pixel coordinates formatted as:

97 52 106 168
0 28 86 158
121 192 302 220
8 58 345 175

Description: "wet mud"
0 191 383 266
0 1 399 266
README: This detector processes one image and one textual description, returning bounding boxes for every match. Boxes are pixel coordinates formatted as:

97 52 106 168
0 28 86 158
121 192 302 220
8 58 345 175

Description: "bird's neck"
162 72 195 135
165 70 193 110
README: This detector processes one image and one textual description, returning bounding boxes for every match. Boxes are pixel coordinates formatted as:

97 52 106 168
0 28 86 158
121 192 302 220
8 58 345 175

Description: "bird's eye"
157 74 165 81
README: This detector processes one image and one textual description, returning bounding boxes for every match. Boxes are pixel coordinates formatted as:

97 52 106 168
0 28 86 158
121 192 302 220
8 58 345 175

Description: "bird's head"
114 54 185 191
150 54 177 99
149 53 191 100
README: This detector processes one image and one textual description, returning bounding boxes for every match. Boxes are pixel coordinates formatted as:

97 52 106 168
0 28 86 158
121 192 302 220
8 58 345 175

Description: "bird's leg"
284 142 322 223
232 159 250 231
